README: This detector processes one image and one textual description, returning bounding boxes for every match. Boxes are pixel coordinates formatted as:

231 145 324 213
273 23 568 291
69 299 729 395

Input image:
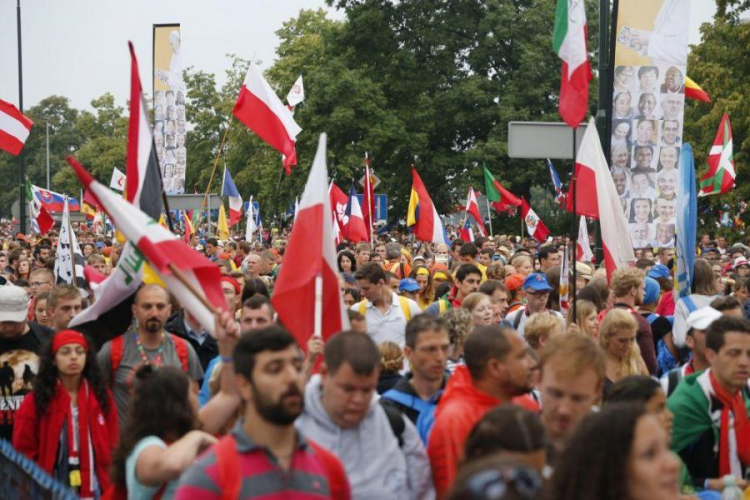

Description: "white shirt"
504 306 563 340
353 292 421 346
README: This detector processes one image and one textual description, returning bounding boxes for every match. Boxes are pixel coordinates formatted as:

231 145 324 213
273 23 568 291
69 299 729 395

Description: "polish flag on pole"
520 198 550 242
344 184 369 243
552 0 591 128
221 166 244 226
566 118 635 278
465 187 488 237
67 156 227 336
233 64 302 175
272 134 350 345
0 99 33 155
576 216 594 262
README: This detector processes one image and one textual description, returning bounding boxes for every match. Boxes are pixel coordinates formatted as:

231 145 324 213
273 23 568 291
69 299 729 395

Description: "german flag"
685 76 711 103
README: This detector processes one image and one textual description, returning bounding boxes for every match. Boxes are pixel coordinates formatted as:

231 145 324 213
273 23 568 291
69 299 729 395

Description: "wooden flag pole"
167 263 218 315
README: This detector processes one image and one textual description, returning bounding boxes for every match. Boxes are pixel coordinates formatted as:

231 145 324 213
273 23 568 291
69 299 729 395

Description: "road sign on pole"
507 121 592 159
359 172 381 189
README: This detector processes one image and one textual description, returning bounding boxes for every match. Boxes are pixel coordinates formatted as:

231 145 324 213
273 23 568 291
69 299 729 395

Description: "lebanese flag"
272 134 350 345
233 65 302 174
566 118 635 279
221 166 244 226
465 187 488 237
0 99 33 155
576 216 594 262
362 154 376 238
699 114 735 197
483 166 522 213
552 0 591 128
520 198 550 242
407 167 448 244
126 42 163 220
328 181 349 234
67 156 226 336
344 184 369 243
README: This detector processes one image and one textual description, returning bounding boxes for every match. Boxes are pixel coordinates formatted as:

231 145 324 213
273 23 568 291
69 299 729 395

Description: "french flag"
459 219 475 243
221 166 243 226
344 184 369 243
233 65 302 174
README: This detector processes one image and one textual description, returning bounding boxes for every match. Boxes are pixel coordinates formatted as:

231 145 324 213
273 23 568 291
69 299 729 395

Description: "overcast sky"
0 0 720 112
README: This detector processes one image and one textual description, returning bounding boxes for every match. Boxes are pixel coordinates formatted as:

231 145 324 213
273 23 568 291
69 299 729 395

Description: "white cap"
687 306 722 331
0 285 30 323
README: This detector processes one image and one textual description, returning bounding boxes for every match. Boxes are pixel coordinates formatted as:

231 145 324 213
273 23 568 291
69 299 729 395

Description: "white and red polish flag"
66 156 226 336
0 98 33 155
233 64 302 175
272 134 350 345
328 181 349 234
465 187 488 237
566 118 634 279
576 216 594 262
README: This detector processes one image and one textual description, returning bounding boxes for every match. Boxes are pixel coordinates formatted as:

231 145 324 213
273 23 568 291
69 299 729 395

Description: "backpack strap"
215 435 241 500
646 313 659 325
512 309 524 331
110 335 125 382
170 334 189 373
398 296 412 321
382 389 431 414
379 402 405 447
667 369 681 397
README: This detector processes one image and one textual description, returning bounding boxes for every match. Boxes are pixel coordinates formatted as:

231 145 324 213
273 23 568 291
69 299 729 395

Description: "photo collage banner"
611 0 690 249
153 24 187 194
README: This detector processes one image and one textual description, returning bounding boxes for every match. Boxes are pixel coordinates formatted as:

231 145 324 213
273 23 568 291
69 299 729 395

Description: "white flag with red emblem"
520 198 550 242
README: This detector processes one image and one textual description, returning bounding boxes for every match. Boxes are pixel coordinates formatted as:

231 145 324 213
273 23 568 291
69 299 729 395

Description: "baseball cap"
523 273 553 292
505 274 525 292
399 278 421 293
733 257 749 270
643 277 660 306
0 285 30 322
687 307 722 331
648 264 671 280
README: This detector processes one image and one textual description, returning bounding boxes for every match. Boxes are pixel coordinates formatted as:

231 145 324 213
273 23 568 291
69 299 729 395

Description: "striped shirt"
174 421 350 500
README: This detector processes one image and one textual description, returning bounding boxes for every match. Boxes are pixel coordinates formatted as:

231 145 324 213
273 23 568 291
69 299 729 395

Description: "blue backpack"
381 389 440 445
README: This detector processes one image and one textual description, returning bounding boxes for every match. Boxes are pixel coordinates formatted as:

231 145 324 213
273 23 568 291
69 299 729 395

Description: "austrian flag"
0 98 33 155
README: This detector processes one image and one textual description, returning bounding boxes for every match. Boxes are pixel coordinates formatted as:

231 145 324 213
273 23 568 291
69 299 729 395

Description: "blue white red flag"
221 166 243 226
33 186 80 213
459 219 475 243
547 159 566 206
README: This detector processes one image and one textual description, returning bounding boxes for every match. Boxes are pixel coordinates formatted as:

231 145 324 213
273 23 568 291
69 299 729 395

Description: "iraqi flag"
343 184 369 243
67 156 227 336
126 42 163 220
0 98 33 155
407 167 448 245
69 242 145 351
221 166 243 226
566 118 635 278
272 134 350 345
520 198 550 242
552 0 591 128
233 64 302 174
576 216 594 262
465 187 488 237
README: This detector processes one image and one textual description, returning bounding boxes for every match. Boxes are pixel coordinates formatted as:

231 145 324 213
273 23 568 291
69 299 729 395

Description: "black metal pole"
17 0 26 235
571 127 577 320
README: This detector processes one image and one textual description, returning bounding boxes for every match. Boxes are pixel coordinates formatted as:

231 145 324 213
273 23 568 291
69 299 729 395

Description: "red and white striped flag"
66 156 226 336
233 65 302 174
520 198 550 242
362 153 376 239
465 187 488 237
0 98 33 155
576 216 594 262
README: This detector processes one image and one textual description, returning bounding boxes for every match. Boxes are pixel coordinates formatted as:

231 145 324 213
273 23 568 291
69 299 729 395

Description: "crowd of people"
0 221 748 499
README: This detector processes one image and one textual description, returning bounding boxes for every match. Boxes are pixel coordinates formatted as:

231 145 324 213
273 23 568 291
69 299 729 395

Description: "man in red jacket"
427 324 533 497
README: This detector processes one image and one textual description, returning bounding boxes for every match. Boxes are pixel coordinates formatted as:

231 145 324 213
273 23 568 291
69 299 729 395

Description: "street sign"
359 172 381 189
355 194 387 221
507 121 592 159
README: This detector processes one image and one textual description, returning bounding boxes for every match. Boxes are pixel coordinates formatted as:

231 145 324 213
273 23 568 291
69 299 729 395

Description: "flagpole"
65 197 78 286
314 274 323 339
167 263 218 314
17 0 27 234
485 196 494 237
199 123 232 227
571 127 578 320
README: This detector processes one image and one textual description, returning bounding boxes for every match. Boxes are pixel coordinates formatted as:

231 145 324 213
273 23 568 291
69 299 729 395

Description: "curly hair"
443 308 473 351
33 335 109 418
547 403 646 500
379 341 404 374
110 366 200 487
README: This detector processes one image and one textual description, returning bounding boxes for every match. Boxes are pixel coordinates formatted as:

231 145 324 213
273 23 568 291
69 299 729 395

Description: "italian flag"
483 166 522 213
553 0 591 128
699 114 735 197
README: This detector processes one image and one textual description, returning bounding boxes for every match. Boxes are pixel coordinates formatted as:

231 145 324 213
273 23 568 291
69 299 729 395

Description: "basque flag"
221 166 244 226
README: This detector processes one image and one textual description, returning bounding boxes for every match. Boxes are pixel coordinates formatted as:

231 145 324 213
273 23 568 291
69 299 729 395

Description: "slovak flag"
459 219 475 243
0 98 33 155
221 166 243 226
233 64 302 175
34 187 80 213
547 159 567 206
465 187 487 237
344 184 369 243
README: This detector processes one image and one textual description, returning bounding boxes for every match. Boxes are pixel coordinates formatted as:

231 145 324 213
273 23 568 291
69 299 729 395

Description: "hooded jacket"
427 365 506 498
296 374 434 500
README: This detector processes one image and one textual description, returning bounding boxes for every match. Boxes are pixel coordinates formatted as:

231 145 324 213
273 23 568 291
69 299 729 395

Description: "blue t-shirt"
125 436 178 500
198 356 221 407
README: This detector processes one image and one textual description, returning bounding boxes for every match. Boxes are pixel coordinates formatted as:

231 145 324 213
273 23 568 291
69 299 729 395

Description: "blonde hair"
510 254 533 271
566 300 598 337
486 263 506 281
444 308 473 350
379 341 404 374
610 267 645 298
598 308 642 377
525 312 563 349
461 292 490 313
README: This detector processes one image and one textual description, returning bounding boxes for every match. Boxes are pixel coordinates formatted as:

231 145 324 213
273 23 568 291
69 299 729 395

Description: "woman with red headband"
13 330 118 499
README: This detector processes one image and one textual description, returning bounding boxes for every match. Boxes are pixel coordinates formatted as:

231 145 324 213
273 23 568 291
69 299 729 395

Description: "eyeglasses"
30 281 51 288
526 290 550 298
459 465 543 499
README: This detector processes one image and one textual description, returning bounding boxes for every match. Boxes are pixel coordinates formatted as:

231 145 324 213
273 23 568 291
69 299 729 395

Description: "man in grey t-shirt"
97 285 203 424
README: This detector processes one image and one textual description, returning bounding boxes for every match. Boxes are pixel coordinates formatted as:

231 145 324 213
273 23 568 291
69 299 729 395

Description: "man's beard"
144 318 163 333
252 383 304 425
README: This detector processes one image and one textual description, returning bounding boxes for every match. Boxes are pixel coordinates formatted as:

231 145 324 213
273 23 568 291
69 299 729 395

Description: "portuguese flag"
553 0 591 128
483 166 521 213
699 114 735 197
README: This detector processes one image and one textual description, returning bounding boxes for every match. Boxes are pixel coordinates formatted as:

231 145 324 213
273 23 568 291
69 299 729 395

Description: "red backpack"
110 333 189 378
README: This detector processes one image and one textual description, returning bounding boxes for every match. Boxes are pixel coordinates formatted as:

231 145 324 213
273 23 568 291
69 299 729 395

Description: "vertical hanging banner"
153 24 187 194
611 0 690 250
